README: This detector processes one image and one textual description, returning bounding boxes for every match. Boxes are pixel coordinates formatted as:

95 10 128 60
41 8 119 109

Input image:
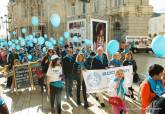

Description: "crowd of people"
0 41 165 114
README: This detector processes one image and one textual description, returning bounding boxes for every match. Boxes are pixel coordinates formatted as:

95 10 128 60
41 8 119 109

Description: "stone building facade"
149 14 165 37
8 0 153 41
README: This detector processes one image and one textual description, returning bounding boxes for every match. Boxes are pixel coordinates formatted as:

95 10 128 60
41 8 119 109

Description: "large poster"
67 19 86 43
82 66 133 93
91 19 108 51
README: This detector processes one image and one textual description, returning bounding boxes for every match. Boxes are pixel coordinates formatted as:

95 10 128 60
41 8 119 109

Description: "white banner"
82 66 133 93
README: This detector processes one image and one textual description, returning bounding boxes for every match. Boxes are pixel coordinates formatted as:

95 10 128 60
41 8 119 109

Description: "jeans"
38 77 46 92
50 85 62 114
74 73 88 105
65 73 73 98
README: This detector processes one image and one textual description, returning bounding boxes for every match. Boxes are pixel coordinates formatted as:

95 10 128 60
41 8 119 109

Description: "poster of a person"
91 19 107 51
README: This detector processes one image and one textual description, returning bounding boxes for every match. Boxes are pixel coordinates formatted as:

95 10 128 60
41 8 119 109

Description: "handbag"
108 96 123 107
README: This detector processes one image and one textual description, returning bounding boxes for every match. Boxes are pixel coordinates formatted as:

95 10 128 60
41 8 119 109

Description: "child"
123 52 136 100
34 61 46 93
110 69 126 114
109 52 122 67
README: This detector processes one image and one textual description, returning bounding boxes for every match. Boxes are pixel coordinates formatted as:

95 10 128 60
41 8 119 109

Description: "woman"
140 64 165 114
73 53 89 108
123 52 139 83
47 55 63 114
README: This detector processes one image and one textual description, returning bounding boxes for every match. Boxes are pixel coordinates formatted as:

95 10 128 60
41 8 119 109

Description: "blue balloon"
8 41 12 46
3 41 8 47
59 37 64 42
73 36 79 42
49 37 56 45
58 39 64 46
85 39 92 46
50 14 61 28
29 34 33 40
33 32 36 36
64 32 70 39
25 36 30 41
16 45 21 51
27 54 32 61
45 41 50 47
44 34 48 38
38 37 45 45
33 38 37 43
18 37 23 41
42 47 47 52
12 43 16 49
21 28 27 34
9 47 12 51
0 42 4 47
14 39 19 44
151 35 165 57
13 31 16 35
20 39 25 46
107 40 119 55
32 16 39 26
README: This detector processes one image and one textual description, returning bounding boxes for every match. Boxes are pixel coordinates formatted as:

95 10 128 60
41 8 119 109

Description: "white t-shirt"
47 66 62 82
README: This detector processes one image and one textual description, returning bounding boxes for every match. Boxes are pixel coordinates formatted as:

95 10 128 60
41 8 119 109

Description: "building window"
82 2 86 14
71 5 76 16
115 0 121 8
93 0 98 13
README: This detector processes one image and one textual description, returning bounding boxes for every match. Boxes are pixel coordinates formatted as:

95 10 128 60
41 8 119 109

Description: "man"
62 47 75 98
92 46 108 107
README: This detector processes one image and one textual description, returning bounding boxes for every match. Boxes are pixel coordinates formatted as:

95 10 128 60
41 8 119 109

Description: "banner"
82 66 133 93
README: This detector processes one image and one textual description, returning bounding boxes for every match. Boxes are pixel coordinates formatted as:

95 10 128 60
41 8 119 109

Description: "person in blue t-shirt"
47 55 64 114
0 96 9 114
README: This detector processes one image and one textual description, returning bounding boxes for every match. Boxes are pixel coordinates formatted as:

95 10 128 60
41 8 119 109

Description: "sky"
0 0 165 37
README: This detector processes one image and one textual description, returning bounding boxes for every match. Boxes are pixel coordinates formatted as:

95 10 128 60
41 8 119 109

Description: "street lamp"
2 15 11 44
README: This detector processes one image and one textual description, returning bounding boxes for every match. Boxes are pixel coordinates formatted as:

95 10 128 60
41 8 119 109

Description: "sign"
91 19 108 51
14 64 31 90
82 66 133 93
29 62 39 85
67 19 86 43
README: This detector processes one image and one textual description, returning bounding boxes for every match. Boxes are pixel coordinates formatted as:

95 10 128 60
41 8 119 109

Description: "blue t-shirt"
50 81 64 88
0 97 5 106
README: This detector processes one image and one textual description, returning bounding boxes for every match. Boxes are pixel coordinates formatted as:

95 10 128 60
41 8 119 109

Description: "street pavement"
134 53 165 79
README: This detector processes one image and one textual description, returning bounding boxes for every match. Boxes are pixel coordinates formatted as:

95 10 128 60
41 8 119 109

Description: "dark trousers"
50 85 62 114
38 77 46 92
74 74 88 105
65 74 73 98
6 77 13 88
0 104 9 114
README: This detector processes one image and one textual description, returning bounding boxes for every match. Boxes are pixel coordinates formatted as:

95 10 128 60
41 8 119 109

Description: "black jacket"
92 53 108 69
123 59 137 73
84 56 94 70
41 55 50 74
62 55 75 74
